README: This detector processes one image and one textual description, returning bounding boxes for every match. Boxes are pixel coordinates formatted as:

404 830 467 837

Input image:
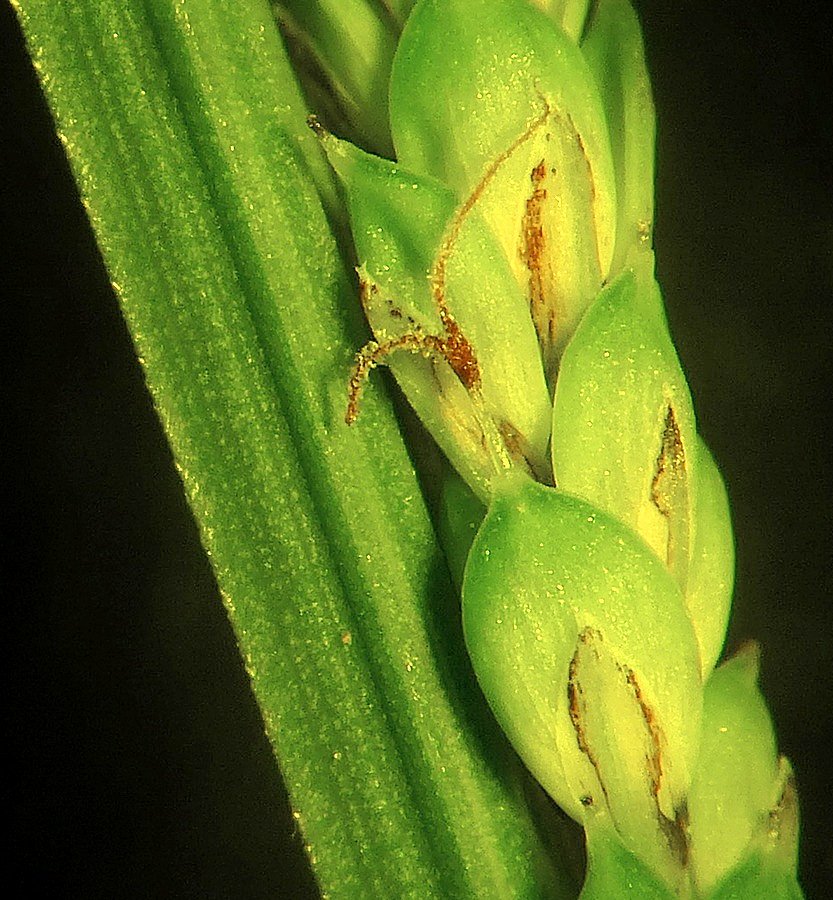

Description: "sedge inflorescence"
311 1 801 895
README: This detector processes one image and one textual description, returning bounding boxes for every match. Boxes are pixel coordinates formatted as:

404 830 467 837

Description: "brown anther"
567 627 611 807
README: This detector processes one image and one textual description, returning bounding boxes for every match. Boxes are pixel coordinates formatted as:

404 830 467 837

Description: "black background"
4 1 831 896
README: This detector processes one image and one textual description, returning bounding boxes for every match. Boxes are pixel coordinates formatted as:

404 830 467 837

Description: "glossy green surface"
462 478 702 885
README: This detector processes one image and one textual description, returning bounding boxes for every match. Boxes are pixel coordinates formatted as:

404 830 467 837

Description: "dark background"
4 1 831 896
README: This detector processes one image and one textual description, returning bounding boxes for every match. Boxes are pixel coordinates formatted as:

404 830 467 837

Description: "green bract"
551 260 698 589
462 477 702 890
392 0 618 382
582 0 656 273
688 645 800 895
322 131 553 497
686 438 734 674
551 260 733 675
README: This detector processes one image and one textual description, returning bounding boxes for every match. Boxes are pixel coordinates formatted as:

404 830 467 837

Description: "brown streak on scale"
650 405 687 571
624 667 665 798
651 406 686 517
670 803 691 869
567 627 610 809
521 159 557 349
625 666 690 867
769 767 799 845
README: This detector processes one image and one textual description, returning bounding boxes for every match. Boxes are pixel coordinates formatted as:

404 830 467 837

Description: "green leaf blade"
13 0 572 896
